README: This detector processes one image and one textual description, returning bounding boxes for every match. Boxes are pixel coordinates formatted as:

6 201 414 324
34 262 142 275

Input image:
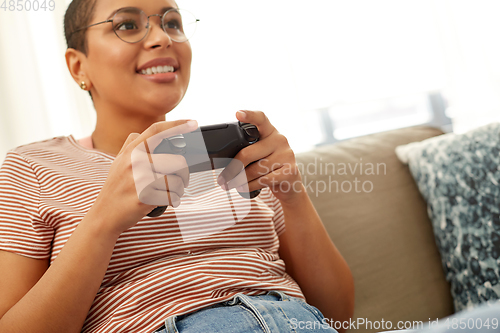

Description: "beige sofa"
295 126 454 333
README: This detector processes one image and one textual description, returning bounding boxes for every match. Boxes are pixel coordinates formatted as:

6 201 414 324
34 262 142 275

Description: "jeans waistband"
157 290 298 333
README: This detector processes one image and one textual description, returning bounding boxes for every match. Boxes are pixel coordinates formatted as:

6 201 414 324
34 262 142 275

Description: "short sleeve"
0 150 52 259
261 188 286 236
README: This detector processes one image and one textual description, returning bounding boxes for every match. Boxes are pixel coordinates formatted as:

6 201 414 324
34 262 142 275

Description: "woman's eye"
165 19 181 30
116 20 138 31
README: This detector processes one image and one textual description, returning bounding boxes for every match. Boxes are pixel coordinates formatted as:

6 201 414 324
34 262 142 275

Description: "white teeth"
140 65 175 75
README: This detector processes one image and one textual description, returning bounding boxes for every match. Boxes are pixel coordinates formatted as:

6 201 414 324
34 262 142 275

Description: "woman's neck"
91 109 166 157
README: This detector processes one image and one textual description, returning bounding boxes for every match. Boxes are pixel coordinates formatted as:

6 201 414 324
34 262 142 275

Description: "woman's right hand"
90 119 197 236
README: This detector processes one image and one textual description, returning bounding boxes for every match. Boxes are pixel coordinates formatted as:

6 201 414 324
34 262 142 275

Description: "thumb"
118 133 140 156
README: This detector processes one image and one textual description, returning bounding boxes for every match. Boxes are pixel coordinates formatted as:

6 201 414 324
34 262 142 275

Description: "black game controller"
147 121 261 217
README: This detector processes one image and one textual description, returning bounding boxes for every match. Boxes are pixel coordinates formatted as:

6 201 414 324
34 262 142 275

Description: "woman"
0 0 354 332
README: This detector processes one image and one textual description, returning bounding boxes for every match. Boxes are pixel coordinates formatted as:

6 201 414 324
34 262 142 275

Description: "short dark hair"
64 0 97 99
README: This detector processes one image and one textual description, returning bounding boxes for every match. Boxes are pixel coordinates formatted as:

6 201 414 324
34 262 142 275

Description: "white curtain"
1 0 500 163
0 0 95 163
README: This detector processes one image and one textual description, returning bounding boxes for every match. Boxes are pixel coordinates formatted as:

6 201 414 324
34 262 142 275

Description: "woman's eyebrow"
160 6 177 14
106 6 177 19
106 7 124 19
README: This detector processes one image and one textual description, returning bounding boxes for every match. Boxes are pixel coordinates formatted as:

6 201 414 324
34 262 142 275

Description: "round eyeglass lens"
112 8 149 43
162 9 198 42
111 8 198 43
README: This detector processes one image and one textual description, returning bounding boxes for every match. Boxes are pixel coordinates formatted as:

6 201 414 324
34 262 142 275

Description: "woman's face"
84 0 192 117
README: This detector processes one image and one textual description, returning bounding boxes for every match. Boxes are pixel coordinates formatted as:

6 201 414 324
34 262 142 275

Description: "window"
2 0 500 161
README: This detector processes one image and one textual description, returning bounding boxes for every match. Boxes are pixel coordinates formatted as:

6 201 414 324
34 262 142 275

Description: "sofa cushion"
295 126 453 333
396 123 500 313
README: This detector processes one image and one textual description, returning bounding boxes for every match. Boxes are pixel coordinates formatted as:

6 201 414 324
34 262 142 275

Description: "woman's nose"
144 16 173 48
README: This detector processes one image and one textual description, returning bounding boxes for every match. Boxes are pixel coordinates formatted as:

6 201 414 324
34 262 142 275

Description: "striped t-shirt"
0 135 305 333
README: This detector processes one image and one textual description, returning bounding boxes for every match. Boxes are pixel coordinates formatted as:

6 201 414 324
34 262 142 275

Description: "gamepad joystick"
147 121 261 217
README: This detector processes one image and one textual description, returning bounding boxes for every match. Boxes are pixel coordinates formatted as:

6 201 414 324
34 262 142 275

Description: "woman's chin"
142 104 178 118
145 92 184 109
141 97 181 113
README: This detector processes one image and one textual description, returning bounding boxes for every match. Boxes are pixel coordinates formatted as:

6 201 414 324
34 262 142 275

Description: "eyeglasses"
70 7 199 43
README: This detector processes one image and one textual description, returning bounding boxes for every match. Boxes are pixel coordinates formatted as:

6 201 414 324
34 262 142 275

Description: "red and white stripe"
0 135 303 333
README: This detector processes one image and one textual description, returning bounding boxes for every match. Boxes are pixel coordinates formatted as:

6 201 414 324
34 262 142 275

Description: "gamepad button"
239 122 259 143
169 134 186 149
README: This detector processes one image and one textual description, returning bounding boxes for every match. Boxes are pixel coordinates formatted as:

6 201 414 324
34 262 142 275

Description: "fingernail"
237 111 246 119
187 120 198 128
217 174 225 185
220 183 228 191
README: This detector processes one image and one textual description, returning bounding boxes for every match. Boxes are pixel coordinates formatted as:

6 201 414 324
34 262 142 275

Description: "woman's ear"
65 48 92 90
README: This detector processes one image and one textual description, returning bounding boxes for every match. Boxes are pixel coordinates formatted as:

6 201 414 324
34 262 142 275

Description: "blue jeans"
154 290 338 333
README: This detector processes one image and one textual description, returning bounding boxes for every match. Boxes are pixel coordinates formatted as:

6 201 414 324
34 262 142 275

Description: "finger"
239 167 287 193
149 154 190 188
225 153 283 190
118 132 140 156
224 168 249 191
233 140 274 166
235 110 275 139
131 119 198 154
217 141 273 185
217 159 245 186
149 174 186 198
138 186 181 207
131 146 190 196
230 158 281 188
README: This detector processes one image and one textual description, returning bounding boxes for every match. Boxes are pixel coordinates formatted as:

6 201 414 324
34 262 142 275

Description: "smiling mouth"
138 65 176 75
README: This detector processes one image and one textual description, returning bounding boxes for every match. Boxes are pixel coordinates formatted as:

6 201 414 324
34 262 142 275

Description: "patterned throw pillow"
395 123 500 312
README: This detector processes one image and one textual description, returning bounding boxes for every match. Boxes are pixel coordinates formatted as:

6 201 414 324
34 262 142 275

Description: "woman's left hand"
217 110 303 204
